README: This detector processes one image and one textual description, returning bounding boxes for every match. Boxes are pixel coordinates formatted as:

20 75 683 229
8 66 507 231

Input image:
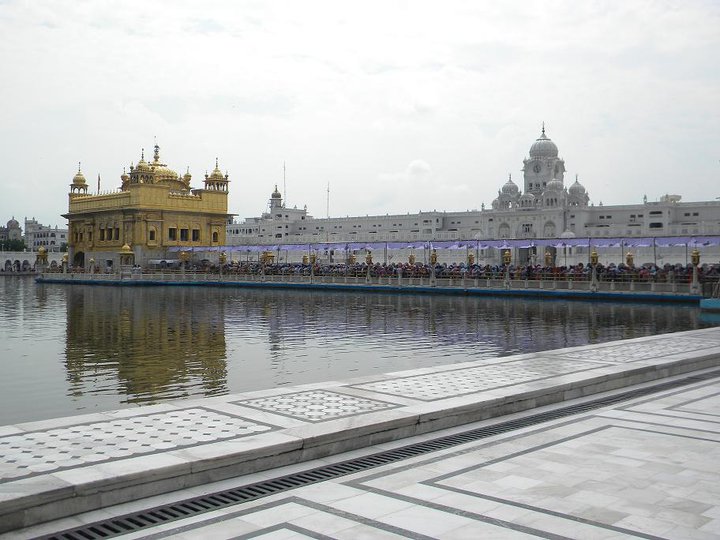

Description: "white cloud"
0 0 719 226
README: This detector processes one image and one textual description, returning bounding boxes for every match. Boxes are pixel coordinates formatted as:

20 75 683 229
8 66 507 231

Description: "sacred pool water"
1 276 716 425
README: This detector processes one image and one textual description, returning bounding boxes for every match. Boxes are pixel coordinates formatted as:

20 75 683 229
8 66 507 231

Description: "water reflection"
65 286 228 403
0 277 715 425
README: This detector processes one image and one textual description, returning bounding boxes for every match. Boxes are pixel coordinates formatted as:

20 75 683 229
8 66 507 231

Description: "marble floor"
2 328 720 538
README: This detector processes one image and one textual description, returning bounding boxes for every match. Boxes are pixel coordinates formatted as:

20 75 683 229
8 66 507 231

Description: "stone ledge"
0 328 719 533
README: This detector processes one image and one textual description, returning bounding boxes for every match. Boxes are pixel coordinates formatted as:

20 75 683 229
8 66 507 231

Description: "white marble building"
24 218 68 252
226 128 720 265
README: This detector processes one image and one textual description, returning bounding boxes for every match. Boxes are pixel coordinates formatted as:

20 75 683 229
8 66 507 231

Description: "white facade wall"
24 218 68 251
226 130 720 266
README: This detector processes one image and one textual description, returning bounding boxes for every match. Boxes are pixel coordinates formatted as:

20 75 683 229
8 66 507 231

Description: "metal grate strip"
36 369 720 540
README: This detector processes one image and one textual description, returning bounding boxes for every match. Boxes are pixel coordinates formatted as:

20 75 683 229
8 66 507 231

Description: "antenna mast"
283 161 286 207
326 182 330 219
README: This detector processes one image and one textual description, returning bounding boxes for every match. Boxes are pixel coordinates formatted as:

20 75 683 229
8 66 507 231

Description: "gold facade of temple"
63 145 231 269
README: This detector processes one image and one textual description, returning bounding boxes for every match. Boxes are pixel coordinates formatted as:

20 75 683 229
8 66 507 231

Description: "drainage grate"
37 370 720 540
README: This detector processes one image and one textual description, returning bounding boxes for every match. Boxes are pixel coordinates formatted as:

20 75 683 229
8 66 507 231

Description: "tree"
0 239 26 251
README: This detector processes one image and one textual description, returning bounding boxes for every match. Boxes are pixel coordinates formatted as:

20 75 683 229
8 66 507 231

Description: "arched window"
212 231 219 243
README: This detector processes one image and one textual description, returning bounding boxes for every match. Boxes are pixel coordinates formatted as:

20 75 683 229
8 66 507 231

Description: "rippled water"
0 276 716 425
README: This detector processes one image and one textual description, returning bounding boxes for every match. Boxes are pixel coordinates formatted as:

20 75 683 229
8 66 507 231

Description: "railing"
38 269 712 296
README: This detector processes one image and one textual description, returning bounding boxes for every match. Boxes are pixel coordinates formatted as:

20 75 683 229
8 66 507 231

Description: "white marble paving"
0 408 274 481
351 357 598 400
552 334 720 363
235 390 397 422
1 327 720 537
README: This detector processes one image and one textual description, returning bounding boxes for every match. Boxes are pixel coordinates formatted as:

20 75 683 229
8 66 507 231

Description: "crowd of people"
202 260 720 284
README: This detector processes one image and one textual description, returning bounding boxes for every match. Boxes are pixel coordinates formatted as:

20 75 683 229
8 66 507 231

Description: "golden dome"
207 158 225 181
135 149 151 172
72 163 87 185
150 144 180 182
120 243 132 253
37 246 47 254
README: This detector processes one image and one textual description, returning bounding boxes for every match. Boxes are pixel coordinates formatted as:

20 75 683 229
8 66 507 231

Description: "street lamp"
690 248 701 294
590 248 599 292
503 249 511 288
219 251 227 277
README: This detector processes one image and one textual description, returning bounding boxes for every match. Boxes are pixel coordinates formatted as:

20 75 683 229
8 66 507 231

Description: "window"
212 231 219 243
649 222 664 229
100 229 105 241
149 229 156 241
192 229 200 241
168 228 177 241
115 228 120 240
649 210 662 216
180 229 189 241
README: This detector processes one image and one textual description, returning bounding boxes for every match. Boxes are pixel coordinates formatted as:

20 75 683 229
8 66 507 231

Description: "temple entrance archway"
73 251 85 268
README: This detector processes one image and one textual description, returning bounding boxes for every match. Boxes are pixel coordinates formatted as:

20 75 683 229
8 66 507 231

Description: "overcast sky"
1 0 718 228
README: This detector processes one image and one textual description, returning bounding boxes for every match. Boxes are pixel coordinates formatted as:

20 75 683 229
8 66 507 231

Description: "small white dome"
545 178 563 192
501 176 519 195
569 178 586 195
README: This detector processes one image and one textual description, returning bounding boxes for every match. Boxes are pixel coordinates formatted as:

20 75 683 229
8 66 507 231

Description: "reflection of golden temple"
63 144 231 270
64 287 227 403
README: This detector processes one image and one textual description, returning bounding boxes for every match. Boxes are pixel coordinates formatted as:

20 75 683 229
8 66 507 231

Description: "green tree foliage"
0 239 26 251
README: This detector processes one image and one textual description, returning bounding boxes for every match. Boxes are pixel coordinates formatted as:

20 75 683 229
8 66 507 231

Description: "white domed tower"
493 174 520 209
522 124 566 197
567 175 590 207
269 184 283 209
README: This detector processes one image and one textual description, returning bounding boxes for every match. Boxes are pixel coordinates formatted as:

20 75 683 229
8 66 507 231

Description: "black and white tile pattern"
554 335 720 363
352 358 593 400
0 408 274 480
236 390 397 422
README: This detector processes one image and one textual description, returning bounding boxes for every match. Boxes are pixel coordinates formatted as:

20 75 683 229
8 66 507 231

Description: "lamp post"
366 250 372 283
429 249 438 287
626 251 634 268
179 250 189 275
36 246 48 273
219 251 227 278
503 249 511 288
690 248 700 294
590 248 599 292
544 250 553 267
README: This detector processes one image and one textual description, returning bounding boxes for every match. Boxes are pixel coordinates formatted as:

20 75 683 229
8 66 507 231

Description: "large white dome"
529 127 559 159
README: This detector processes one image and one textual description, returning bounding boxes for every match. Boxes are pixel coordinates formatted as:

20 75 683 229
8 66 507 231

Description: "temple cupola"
70 162 88 195
204 158 229 191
